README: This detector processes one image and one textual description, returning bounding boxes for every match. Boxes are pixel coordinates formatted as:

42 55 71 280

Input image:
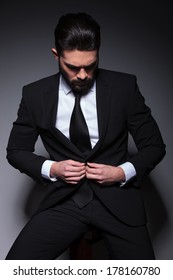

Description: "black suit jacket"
7 69 166 226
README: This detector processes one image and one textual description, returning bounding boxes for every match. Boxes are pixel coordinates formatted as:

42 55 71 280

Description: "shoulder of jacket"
23 73 59 91
98 68 136 80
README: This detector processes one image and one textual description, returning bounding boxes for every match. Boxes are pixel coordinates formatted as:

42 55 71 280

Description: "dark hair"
54 13 100 55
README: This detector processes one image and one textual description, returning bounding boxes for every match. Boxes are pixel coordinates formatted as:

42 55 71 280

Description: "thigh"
90 199 155 260
101 222 155 260
6 201 89 260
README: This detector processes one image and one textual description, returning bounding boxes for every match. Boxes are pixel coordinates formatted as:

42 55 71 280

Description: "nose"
77 68 87 80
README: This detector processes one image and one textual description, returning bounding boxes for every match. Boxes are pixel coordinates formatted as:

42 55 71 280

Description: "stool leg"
70 237 92 260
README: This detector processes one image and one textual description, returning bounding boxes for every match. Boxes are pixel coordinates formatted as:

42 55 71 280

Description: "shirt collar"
59 74 96 95
59 75 72 95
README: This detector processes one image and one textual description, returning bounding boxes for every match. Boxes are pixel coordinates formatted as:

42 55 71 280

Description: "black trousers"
6 196 155 260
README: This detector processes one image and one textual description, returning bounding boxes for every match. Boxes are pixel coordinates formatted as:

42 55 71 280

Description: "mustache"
73 78 91 83
72 79 92 86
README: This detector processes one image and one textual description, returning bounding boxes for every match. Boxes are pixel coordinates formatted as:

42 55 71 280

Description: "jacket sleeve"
127 79 166 185
6 87 47 184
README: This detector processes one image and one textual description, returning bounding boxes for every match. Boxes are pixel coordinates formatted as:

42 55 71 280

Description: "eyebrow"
64 60 98 71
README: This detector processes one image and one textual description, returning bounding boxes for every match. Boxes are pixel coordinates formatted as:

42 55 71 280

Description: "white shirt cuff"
41 160 57 181
118 162 136 186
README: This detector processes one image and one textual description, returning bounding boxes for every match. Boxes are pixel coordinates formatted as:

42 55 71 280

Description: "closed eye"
65 60 98 72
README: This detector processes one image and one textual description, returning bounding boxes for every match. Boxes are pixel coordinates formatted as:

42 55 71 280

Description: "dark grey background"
0 0 172 259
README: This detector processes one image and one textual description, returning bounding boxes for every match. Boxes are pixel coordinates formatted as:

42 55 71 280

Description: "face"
53 49 98 93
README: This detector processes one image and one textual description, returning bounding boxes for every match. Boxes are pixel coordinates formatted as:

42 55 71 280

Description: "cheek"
62 68 75 81
88 70 95 80
65 69 77 80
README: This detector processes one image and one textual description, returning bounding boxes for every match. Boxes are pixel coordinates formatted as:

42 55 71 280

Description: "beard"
59 63 98 94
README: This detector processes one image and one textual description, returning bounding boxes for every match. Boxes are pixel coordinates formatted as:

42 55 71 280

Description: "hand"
86 162 125 185
50 160 86 184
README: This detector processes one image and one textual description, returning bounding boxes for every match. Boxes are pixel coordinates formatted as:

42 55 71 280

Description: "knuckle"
64 171 69 177
64 164 70 171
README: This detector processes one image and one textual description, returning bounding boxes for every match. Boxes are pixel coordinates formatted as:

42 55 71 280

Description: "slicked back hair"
54 13 101 55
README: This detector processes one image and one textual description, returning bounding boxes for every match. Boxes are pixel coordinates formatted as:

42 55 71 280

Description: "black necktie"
70 92 91 153
70 92 93 207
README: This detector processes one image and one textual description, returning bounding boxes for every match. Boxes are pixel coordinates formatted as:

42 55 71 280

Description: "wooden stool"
70 230 100 259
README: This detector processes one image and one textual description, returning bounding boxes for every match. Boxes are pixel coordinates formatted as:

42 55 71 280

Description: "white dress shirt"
41 75 136 184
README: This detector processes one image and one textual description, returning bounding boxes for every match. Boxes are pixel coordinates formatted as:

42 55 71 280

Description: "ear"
52 48 58 60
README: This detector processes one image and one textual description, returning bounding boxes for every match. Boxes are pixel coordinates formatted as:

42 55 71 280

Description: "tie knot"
73 90 89 99
74 93 80 100
73 91 81 99
73 92 82 106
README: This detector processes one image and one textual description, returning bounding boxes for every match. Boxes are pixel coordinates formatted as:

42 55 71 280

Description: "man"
6 13 166 260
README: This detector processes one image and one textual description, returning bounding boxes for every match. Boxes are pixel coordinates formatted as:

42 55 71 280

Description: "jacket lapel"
96 71 111 141
88 70 112 157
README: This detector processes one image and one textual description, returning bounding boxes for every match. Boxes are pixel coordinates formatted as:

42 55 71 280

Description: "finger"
65 170 86 178
64 163 85 174
87 162 103 169
66 180 78 184
68 164 85 173
66 174 86 184
86 172 100 180
69 165 86 172
69 160 85 167
86 165 102 175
